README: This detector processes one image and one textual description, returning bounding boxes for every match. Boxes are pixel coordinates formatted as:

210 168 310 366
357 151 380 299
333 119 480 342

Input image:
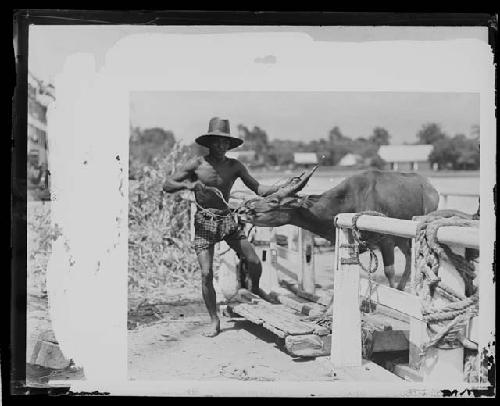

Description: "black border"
9 9 497 400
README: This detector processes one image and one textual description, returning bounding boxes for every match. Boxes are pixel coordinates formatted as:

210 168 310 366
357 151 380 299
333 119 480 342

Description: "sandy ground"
26 249 407 385
126 249 408 382
127 299 336 382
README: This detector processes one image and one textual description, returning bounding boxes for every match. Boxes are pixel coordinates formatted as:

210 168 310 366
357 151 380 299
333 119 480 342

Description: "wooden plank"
254 303 315 335
278 270 331 307
229 304 264 326
331 227 362 368
285 334 331 357
270 286 327 317
231 301 315 336
262 322 287 339
362 308 409 331
359 278 422 320
371 330 410 353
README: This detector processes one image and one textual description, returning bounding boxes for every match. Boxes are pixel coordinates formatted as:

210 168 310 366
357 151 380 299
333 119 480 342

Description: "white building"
378 145 433 171
293 152 318 168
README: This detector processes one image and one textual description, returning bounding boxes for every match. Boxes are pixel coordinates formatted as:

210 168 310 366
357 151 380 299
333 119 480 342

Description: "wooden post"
296 227 304 290
259 227 280 294
331 227 362 368
409 237 427 370
419 243 467 383
299 229 315 295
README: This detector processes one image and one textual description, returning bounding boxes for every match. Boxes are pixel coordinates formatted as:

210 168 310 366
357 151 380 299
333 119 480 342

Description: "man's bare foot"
202 320 221 337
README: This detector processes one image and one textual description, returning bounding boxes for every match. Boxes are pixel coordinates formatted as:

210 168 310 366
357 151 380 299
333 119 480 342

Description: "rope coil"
414 214 479 355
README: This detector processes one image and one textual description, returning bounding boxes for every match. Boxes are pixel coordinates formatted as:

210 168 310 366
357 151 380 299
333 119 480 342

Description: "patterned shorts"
193 209 246 255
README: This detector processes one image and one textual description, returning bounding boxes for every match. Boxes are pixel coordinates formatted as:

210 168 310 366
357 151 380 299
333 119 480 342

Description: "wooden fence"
332 213 482 384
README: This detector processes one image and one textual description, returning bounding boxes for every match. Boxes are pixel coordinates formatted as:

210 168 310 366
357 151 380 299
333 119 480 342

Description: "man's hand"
187 180 206 191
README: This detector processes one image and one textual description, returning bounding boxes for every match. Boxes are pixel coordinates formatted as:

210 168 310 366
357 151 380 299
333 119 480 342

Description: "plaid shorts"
193 209 246 255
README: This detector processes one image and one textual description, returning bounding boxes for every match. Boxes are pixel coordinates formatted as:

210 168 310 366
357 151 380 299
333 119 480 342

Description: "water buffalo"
237 169 440 291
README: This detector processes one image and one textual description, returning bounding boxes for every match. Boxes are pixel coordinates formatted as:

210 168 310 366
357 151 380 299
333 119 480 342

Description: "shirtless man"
162 117 283 337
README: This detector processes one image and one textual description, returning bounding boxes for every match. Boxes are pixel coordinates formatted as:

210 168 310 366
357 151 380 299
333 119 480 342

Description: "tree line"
129 122 479 178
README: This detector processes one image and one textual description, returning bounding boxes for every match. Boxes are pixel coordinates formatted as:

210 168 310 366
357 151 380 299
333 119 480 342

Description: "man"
162 117 283 337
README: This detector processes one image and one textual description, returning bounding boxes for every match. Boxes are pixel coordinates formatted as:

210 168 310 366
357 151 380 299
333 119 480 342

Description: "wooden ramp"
226 290 331 357
226 289 410 360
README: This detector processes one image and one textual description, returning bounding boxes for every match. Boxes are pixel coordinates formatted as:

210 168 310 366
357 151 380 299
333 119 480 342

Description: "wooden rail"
332 213 482 384
335 213 479 249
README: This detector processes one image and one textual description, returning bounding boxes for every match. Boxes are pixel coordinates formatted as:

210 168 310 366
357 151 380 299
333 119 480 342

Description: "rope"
351 211 387 313
414 213 479 356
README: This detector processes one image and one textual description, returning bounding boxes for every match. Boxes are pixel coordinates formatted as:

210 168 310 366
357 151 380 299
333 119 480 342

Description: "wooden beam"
359 278 422 320
298 229 316 295
371 330 409 353
335 213 479 249
285 334 331 357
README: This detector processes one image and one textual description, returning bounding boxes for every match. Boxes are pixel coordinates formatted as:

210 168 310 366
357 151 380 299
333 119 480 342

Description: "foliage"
369 127 391 146
129 126 177 179
416 123 447 145
428 133 480 170
128 142 201 305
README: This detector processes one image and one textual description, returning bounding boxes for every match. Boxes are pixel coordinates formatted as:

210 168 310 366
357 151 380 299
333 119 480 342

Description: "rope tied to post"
414 214 479 355
350 211 387 313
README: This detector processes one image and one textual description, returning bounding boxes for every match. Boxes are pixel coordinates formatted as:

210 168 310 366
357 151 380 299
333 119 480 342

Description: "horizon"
130 91 479 146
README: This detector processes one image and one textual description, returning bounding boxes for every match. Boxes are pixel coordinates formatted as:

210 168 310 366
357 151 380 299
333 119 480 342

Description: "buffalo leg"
379 239 397 289
396 239 412 291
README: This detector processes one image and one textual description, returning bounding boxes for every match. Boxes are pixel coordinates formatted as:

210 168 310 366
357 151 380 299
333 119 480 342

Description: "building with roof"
293 152 318 168
378 144 433 171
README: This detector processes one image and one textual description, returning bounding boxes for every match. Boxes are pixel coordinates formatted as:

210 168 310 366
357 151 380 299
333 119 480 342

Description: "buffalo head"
236 165 319 227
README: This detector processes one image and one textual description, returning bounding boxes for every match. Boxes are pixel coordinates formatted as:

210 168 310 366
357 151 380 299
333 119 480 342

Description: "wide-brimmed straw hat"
195 117 244 150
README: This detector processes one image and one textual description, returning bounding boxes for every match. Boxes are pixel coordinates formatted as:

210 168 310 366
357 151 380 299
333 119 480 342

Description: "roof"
378 145 433 163
293 152 318 164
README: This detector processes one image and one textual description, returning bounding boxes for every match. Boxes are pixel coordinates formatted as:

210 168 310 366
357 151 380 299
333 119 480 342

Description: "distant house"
293 152 318 168
338 153 363 167
378 145 433 171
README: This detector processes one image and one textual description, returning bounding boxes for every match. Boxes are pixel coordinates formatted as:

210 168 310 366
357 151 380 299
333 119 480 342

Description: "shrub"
128 143 200 305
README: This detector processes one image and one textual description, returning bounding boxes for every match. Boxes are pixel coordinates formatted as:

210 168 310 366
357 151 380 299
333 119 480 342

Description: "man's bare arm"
162 158 202 193
238 162 280 197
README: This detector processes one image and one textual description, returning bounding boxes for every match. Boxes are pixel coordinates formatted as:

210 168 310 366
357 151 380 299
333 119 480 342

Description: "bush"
128 143 200 305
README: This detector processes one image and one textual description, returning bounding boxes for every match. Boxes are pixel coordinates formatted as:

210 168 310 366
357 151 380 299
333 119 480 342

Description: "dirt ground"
26 249 408 385
127 286 336 382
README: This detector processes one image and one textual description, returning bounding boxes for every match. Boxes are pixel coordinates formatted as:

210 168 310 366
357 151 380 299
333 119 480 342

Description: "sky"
27 25 484 145
130 91 479 145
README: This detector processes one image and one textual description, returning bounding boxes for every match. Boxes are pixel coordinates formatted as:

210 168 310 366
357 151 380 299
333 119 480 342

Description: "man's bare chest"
195 160 238 188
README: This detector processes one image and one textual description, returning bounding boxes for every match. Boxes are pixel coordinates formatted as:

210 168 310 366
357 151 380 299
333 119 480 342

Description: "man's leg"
196 246 221 337
226 238 277 303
